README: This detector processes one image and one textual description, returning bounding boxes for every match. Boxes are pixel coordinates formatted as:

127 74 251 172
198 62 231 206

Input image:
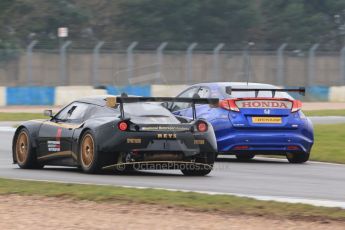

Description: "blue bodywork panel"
173 83 314 155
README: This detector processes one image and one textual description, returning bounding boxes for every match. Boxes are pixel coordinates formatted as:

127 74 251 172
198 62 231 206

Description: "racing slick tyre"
14 128 43 169
79 131 104 173
286 152 309 163
181 152 215 176
235 153 255 161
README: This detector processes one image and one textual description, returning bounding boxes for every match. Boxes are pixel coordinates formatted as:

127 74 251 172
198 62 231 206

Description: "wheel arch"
12 125 25 163
12 124 41 163
75 127 93 164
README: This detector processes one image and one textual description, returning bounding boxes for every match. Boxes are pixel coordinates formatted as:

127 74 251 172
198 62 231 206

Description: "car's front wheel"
79 131 103 173
14 128 43 169
286 152 309 163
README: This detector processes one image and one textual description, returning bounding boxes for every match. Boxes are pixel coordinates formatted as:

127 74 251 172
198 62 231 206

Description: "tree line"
1 0 345 49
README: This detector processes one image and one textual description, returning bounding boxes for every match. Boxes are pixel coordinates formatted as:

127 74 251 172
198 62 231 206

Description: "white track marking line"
255 156 345 167
221 155 345 167
4 177 345 209
0 127 16 132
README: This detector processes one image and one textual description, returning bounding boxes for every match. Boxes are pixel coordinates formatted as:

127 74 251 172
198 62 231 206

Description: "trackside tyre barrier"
6 86 55 105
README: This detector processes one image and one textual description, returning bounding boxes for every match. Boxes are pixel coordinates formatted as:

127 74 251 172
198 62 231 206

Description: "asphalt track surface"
1 129 345 208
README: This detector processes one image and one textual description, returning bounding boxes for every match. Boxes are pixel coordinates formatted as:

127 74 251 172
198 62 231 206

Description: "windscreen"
124 103 180 124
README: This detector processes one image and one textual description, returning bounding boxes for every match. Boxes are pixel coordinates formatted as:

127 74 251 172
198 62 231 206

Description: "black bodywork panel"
12 95 218 169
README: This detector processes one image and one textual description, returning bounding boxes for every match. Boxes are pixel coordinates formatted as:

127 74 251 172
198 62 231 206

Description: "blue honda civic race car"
167 82 314 163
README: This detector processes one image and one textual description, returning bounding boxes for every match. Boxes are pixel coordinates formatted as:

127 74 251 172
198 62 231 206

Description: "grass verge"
310 123 345 163
0 113 46 121
304 110 345 116
0 178 345 221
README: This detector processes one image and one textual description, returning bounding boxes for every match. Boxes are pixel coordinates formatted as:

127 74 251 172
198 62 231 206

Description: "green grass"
0 113 46 121
310 124 345 163
304 110 345 116
1 178 345 221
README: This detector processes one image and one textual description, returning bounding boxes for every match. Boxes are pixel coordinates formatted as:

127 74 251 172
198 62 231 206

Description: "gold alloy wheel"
16 131 29 164
81 134 95 168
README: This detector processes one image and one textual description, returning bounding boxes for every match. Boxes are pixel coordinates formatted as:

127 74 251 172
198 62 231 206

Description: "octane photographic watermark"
113 161 231 172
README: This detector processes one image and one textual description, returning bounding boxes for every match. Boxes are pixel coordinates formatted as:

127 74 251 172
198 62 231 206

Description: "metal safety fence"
0 41 345 86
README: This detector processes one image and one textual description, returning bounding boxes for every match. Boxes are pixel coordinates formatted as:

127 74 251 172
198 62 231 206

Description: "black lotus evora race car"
12 95 218 176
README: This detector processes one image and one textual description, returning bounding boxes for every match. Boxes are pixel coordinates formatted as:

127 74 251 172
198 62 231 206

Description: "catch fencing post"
276 43 287 86
186 42 198 84
307 43 319 86
243 42 255 83
156 42 168 84
26 40 38 85
59 40 72 85
340 46 345 85
92 41 105 86
213 43 225 81
127 41 138 84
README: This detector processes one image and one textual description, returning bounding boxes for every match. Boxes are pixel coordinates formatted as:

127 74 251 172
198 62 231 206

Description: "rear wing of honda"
105 94 219 120
225 86 305 98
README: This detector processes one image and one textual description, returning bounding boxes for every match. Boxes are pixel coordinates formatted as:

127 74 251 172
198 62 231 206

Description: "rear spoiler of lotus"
225 86 306 98
105 94 219 120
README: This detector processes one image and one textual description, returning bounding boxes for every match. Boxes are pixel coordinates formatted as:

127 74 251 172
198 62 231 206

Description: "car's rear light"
118 121 128 131
287 145 300 150
219 99 240 112
233 145 249 150
291 100 302 113
196 121 208 132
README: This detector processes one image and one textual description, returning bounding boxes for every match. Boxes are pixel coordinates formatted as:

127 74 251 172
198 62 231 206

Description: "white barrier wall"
4 85 345 106
55 86 107 106
329 86 345 102
151 85 188 97
0 87 6 106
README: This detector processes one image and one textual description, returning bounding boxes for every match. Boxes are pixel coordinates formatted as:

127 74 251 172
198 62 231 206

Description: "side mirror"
43 109 53 117
225 86 232 95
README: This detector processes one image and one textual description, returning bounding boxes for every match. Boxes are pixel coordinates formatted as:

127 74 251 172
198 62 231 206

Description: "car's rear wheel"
79 131 103 173
14 128 43 169
181 152 215 176
235 153 255 161
113 152 135 172
286 152 309 163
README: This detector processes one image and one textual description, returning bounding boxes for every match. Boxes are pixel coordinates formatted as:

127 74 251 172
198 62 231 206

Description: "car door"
170 86 200 117
37 102 90 160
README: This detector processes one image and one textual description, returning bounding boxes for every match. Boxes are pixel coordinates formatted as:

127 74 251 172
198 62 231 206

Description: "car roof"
192 82 278 89
188 82 286 99
75 95 112 106
74 95 161 107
